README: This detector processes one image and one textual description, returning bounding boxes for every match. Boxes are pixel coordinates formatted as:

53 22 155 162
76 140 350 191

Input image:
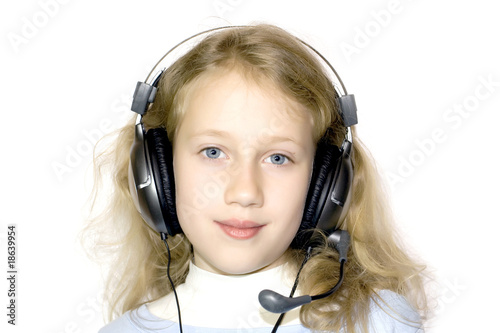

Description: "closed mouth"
215 219 265 240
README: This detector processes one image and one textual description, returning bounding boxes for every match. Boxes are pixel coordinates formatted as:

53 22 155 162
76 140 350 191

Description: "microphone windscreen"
258 289 312 313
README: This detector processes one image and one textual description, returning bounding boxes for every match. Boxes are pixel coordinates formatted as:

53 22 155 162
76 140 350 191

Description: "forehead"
175 68 315 143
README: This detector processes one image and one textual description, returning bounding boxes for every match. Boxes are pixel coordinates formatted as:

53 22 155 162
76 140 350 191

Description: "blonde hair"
84 24 428 332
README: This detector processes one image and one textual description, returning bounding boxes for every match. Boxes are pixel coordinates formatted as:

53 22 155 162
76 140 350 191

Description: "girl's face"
173 69 315 275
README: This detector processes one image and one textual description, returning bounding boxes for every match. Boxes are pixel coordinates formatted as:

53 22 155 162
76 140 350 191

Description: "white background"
1 0 498 332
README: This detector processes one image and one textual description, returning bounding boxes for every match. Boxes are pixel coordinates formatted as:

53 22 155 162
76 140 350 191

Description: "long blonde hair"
84 24 428 332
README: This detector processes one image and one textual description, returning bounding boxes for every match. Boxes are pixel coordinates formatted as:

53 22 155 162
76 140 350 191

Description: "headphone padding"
292 141 341 248
146 128 182 236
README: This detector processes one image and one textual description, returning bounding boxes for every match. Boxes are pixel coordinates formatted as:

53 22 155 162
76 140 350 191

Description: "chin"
207 252 284 276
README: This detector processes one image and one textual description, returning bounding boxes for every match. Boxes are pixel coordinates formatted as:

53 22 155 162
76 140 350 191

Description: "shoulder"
98 313 134 333
98 304 178 333
98 304 311 333
367 290 423 333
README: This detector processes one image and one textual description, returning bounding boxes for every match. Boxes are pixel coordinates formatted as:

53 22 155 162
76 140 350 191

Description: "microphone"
259 290 312 313
259 230 350 314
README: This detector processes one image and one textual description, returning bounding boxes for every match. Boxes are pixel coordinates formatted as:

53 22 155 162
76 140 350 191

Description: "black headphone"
127 26 358 249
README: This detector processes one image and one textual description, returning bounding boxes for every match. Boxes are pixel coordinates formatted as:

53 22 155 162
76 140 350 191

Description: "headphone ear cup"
292 141 340 248
146 128 182 236
293 139 353 249
315 140 353 233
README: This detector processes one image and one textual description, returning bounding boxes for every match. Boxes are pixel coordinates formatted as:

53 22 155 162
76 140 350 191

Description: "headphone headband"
131 26 357 128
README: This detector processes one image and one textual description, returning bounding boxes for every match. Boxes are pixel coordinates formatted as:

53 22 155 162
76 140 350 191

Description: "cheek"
265 167 312 233
173 152 223 228
173 152 201 225
270 163 311 205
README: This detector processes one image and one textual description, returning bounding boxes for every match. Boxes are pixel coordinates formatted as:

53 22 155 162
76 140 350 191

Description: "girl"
86 24 428 332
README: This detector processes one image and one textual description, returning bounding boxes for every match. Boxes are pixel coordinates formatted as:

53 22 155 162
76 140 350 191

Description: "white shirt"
148 262 302 329
100 262 423 332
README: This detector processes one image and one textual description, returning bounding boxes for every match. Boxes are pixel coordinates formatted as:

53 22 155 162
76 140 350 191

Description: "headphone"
127 26 358 249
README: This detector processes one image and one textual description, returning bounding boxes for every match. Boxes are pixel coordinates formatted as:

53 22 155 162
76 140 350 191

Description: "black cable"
271 246 312 333
270 251 347 332
161 233 183 333
311 259 345 301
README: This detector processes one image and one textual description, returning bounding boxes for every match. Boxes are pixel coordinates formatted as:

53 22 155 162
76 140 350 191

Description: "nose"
224 161 264 208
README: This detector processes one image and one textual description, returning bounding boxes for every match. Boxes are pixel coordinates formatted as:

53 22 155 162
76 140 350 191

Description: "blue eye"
265 154 289 165
203 147 225 159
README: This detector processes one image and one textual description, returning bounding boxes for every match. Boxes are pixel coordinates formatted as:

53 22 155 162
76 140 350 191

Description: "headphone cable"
271 246 312 333
161 232 183 333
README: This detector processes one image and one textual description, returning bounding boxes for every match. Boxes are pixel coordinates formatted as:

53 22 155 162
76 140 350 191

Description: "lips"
215 219 265 240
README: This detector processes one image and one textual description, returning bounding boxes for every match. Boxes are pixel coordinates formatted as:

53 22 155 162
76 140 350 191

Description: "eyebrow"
191 129 301 146
191 129 231 139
